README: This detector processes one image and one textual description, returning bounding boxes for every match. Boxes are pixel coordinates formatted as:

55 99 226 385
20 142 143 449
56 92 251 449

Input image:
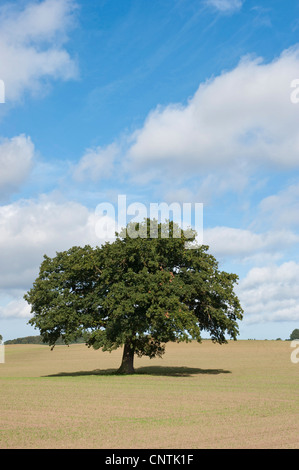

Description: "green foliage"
290 329 299 340
24 219 244 363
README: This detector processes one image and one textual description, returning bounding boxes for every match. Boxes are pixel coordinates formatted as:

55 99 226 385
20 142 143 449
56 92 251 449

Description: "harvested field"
0 340 298 449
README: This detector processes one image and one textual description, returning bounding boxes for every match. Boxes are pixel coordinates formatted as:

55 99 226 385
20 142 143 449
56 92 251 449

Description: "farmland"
0 340 298 449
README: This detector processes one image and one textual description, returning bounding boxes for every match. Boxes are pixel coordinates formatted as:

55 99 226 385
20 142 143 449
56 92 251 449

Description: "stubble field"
0 340 298 449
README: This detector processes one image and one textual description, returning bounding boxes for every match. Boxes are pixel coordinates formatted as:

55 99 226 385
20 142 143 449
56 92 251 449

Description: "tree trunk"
117 340 135 374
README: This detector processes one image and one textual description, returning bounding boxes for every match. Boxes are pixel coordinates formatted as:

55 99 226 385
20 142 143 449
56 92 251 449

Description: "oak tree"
24 219 243 374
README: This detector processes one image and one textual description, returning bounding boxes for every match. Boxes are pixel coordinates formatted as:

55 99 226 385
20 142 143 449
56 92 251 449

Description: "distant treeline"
4 335 87 345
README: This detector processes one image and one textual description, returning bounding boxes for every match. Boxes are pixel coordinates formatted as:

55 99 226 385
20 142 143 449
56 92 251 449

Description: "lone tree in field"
24 219 243 374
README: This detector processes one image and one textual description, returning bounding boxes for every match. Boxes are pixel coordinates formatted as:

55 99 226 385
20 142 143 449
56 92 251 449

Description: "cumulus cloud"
0 196 102 291
237 262 299 323
0 298 31 319
0 0 78 102
206 0 244 13
204 226 299 262
126 46 299 183
258 183 299 230
73 143 119 182
0 134 35 200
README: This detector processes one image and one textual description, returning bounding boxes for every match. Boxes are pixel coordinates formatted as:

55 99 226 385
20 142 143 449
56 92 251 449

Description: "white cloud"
237 262 299 323
0 196 102 291
206 0 244 13
0 298 31 319
0 134 35 199
126 46 299 183
258 183 299 230
73 143 119 182
0 0 78 102
0 0 75 43
204 226 299 262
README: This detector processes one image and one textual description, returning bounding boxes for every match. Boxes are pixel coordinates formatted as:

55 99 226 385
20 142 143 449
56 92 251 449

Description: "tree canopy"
290 329 299 341
24 219 244 373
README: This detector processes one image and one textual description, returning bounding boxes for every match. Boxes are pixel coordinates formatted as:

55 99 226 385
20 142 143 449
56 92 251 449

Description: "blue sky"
1 0 299 341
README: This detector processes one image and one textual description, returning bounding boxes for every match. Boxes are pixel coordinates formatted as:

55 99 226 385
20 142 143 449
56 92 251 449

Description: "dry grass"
0 340 298 449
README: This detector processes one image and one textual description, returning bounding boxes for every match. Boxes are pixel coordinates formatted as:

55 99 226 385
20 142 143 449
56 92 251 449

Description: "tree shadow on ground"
136 366 231 376
44 366 231 378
